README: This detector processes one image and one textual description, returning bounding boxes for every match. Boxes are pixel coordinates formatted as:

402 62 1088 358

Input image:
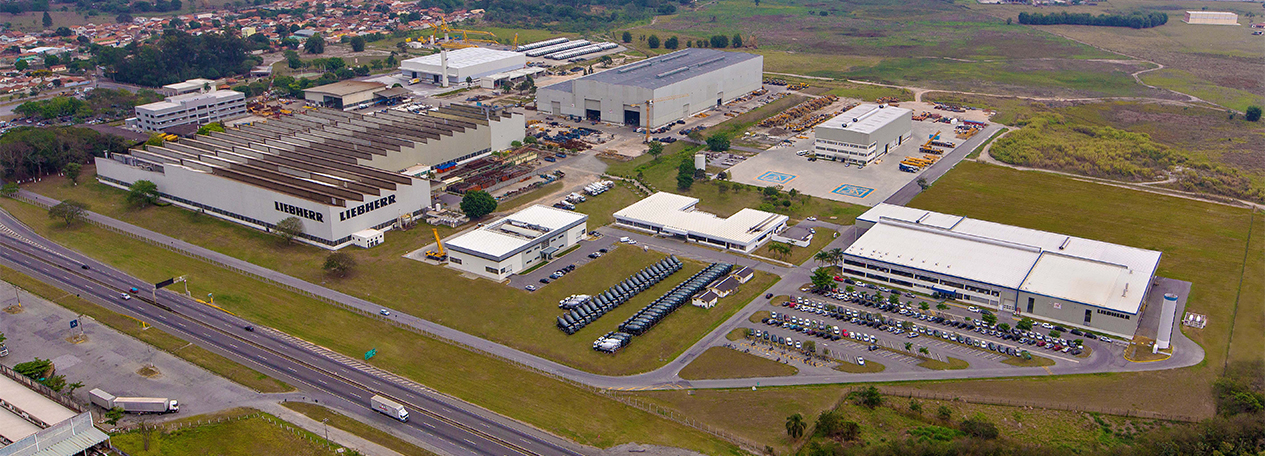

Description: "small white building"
813 103 913 166
445 205 588 281
128 89 247 132
1184 11 1238 25
613 192 787 253
731 265 754 284
159 78 218 96
771 225 814 247
692 290 719 309
352 229 384 248
400 47 526 86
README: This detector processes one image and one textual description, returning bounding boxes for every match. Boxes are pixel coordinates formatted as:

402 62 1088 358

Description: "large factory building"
813 103 912 166
95 105 523 249
535 49 763 128
400 47 526 86
842 204 1161 338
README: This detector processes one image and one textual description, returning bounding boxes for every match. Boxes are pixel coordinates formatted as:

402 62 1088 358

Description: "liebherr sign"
339 195 396 222
275 201 324 222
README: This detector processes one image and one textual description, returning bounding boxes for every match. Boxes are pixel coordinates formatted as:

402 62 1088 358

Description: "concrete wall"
1016 291 1139 339
94 157 429 248
814 110 912 164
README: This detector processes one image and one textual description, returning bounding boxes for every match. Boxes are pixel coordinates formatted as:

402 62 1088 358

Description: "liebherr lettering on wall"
340 195 396 221
275 201 324 222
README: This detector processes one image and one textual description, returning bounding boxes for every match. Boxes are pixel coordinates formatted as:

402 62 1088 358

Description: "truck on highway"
89 388 179 414
370 395 409 422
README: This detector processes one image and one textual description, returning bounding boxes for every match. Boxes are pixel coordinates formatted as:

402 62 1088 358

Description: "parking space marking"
757 171 796 185
830 184 874 198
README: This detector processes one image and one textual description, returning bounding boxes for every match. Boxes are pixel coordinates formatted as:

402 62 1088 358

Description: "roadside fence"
872 386 1202 422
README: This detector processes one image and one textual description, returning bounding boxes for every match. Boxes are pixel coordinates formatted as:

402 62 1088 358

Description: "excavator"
425 228 447 261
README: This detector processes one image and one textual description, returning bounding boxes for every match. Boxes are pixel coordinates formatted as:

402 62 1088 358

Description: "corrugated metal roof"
613 193 787 246
817 104 912 135
543 49 761 91
400 47 523 70
445 205 587 259
846 221 1042 289
31 427 108 456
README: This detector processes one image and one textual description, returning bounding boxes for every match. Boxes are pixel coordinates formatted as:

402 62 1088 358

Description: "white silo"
694 153 707 170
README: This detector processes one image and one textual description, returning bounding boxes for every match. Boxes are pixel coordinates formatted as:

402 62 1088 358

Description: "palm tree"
827 248 844 267
813 250 832 267
786 413 806 439
768 242 792 259
904 342 913 351
918 347 930 355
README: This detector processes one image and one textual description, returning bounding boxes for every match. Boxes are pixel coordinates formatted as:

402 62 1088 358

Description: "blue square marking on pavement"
757 171 796 185
831 184 874 198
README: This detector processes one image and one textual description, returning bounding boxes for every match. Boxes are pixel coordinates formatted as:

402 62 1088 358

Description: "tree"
813 250 832 266
1049 330 1061 338
66 381 84 395
732 34 743 48
14 358 53 378
910 400 922 414
0 331 5 345
599 55 613 66
62 162 82 184
981 311 997 326
997 323 1011 332
42 11 52 28
811 267 834 291
918 346 929 355
802 340 815 353
15 60 27 71
664 36 678 49
49 200 89 226
274 216 304 244
621 31 632 43
852 386 882 408
126 180 160 208
104 407 124 425
814 410 860 441
785 413 806 439
1246 106 1262 122
1015 317 1034 332
676 173 694 190
647 34 660 49
646 141 664 159
349 35 366 52
917 177 930 190
304 34 325 54
904 341 913 351
768 242 791 259
960 414 999 439
460 190 498 219
706 134 730 151
323 252 357 277
936 303 949 310
937 405 952 421
709 35 729 48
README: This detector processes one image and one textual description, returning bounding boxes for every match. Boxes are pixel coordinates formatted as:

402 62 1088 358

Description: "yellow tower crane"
633 93 690 141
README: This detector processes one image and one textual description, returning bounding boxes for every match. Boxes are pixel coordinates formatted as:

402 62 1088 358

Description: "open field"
832 359 886 374
917 357 969 371
677 347 799 380
1138 68 1263 112
572 183 643 227
112 408 337 456
495 181 565 212
1003 354 1056 368
753 229 835 266
0 198 740 455
282 403 438 456
0 264 291 393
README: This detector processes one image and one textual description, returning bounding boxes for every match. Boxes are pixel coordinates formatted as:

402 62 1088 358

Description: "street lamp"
322 418 329 448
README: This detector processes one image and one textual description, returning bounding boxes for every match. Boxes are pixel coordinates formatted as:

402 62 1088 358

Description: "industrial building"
813 103 913 165
772 224 814 247
303 80 390 111
129 88 247 132
400 47 526 87
1184 11 1238 25
444 205 588 281
480 67 547 89
97 105 523 249
842 204 1162 338
536 49 763 128
613 192 787 253
0 368 107 456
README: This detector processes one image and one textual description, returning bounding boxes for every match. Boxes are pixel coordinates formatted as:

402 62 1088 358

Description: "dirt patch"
598 443 707 456
137 364 163 378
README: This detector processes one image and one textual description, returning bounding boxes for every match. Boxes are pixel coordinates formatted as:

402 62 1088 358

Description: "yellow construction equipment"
631 93 689 141
425 228 447 261
512 33 518 48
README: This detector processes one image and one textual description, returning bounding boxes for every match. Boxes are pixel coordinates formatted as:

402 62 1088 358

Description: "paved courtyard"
726 120 972 206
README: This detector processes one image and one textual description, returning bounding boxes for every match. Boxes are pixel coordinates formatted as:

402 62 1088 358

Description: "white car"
967 306 980 313
379 309 391 316
806 216 817 221
526 285 537 291
856 357 866 366
120 293 131 300
1041 322 1054 329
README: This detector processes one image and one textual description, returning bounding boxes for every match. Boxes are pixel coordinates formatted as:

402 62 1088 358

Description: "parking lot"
506 232 619 291
725 120 972 206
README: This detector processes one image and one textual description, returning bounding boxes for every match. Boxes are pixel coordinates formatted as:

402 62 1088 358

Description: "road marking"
464 439 477 446
229 343 239 349
287 367 296 372
317 379 328 385
175 322 186 328
423 422 435 428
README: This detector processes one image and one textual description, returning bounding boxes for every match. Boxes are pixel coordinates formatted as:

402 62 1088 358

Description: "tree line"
0 127 130 181
90 29 261 87
14 89 163 122
0 0 49 14
1018 11 1168 29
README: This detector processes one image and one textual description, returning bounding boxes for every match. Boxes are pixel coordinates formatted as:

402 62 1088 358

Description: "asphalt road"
0 209 584 456
885 125 1003 206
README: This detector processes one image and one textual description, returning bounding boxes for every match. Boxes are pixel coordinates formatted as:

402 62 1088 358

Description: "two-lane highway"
0 209 584 456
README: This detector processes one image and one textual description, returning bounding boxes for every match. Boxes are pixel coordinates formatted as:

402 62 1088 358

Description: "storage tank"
1155 293 1179 351
694 153 706 170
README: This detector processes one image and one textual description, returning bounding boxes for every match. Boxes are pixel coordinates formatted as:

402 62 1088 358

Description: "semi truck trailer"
370 395 409 422
89 388 179 414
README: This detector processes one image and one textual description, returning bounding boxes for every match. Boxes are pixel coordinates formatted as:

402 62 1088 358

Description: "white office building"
613 192 787 253
841 204 1162 338
159 78 217 96
129 89 247 132
444 205 588 281
813 103 913 165
400 47 526 86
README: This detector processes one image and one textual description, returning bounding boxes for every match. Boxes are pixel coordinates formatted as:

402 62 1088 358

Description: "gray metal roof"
550 49 760 91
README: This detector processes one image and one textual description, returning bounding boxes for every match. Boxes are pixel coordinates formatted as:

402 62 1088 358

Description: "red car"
834 276 844 282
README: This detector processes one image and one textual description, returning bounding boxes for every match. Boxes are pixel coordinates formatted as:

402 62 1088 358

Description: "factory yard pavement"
0 280 407 456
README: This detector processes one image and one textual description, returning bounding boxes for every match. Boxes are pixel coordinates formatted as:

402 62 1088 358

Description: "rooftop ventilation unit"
660 52 690 62
618 62 652 73
694 56 726 68
656 67 690 78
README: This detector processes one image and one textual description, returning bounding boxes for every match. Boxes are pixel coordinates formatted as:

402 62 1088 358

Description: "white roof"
0 373 76 427
848 204 1162 313
401 47 523 71
613 192 787 245
818 103 912 135
162 78 215 91
445 205 586 259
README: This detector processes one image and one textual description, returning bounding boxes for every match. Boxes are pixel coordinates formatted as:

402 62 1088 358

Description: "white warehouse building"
535 49 763 128
841 204 1162 338
613 192 787 253
444 205 588 281
128 89 247 132
813 103 912 165
400 47 526 86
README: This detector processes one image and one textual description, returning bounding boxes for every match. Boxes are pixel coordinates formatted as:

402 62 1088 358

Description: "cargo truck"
89 388 179 414
370 395 409 422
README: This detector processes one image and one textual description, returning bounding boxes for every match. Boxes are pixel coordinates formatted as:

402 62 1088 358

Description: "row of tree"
643 33 744 50
1017 11 1168 28
14 89 164 122
0 127 130 181
90 30 262 87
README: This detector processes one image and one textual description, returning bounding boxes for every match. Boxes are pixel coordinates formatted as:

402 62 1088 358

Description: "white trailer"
370 395 409 422
89 388 180 414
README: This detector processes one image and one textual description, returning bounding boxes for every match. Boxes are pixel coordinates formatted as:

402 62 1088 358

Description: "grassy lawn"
967 127 1008 159
832 359 886 374
726 328 747 341
494 182 564 212
113 408 337 456
572 183 643 227
282 403 438 456
1140 68 1263 113
677 347 798 380
0 200 738 455
749 310 771 324
1003 354 1056 368
0 265 291 393
754 229 836 266
917 357 969 371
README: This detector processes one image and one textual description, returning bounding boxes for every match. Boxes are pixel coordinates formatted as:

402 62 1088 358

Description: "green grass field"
112 409 337 456
0 198 739 455
917 357 969 371
0 265 291 393
1139 68 1264 112
282 403 438 456
572 183 643 227
832 359 886 374
753 229 836 266
678 346 799 380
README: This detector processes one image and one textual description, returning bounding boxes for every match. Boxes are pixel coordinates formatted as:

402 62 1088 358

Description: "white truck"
89 388 179 414
370 395 409 422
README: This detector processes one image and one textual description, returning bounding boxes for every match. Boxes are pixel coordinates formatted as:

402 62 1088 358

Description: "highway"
0 208 584 456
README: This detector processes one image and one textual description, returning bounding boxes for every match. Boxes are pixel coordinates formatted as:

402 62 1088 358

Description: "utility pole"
322 418 330 448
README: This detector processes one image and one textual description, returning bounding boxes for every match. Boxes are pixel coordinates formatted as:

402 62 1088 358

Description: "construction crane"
633 93 690 141
425 228 447 261
512 33 518 48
